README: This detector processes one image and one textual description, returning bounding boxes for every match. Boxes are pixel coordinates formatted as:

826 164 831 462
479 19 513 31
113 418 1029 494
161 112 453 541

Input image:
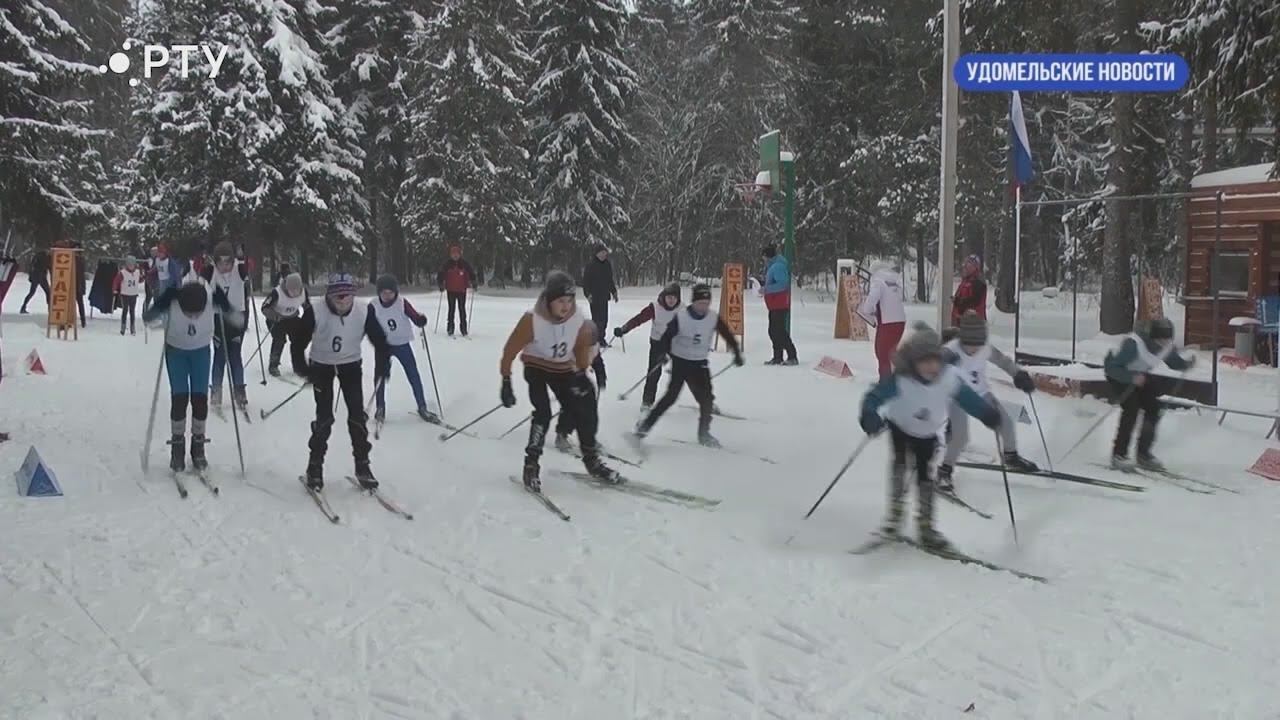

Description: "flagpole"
1014 184 1022 351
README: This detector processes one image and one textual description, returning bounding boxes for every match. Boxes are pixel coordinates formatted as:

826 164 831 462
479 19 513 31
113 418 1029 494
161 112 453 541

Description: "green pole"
782 157 796 332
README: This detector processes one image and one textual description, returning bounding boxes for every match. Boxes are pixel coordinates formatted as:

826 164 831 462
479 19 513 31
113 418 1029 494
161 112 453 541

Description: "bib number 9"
387 318 397 332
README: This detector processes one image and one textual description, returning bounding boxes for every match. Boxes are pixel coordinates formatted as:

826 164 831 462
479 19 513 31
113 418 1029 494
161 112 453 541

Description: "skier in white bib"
1102 317 1194 472
367 274 434 423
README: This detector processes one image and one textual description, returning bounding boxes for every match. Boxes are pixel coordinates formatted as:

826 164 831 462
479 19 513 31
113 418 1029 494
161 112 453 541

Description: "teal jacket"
1103 332 1192 384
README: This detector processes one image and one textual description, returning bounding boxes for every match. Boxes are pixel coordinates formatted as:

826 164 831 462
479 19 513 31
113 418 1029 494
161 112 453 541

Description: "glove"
1013 370 1035 393
733 351 744 367
570 371 595 399
612 292 619 303
860 411 885 436
500 376 516 408
981 408 1002 430
613 327 624 338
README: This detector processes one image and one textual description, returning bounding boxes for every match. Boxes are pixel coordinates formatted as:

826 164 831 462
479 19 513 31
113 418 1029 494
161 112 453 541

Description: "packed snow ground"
2 279 1278 719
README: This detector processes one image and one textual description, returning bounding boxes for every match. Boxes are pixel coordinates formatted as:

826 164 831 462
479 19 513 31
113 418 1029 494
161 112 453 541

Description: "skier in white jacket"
857 261 907 379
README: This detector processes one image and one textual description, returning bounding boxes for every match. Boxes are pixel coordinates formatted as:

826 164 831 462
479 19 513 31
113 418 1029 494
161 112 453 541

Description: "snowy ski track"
2 283 1278 718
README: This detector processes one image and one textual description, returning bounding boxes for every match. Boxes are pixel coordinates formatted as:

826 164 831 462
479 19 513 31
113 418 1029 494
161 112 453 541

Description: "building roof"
1190 163 1278 189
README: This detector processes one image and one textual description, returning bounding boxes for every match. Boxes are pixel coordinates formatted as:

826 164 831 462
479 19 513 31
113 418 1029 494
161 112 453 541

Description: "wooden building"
1184 163 1280 347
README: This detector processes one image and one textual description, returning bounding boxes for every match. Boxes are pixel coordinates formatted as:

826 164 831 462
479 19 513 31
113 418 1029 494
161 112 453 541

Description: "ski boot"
697 431 722 449
919 522 953 552
120 327 125 336
355 460 378 490
582 449 622 484
782 358 799 366
305 459 324 491
416 405 439 424
210 385 223 410
190 434 208 471
268 364 281 378
168 434 186 472
935 463 955 491
879 495 905 538
1110 454 1134 472
764 358 783 366
374 407 386 423
232 385 248 409
1136 453 1166 473
522 458 542 492
1002 452 1039 473
554 433 574 453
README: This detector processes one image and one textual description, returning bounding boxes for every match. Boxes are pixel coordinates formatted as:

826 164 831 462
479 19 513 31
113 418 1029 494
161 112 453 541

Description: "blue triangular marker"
15 446 62 497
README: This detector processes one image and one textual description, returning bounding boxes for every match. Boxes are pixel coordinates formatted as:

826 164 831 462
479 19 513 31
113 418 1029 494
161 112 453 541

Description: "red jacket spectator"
437 244 477 293
951 254 987 326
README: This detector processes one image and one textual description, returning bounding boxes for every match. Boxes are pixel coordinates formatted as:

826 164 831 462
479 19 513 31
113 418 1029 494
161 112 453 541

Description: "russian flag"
1010 91 1034 187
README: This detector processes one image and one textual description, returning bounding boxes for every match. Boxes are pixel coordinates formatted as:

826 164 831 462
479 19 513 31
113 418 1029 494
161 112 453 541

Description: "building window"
1212 251 1250 296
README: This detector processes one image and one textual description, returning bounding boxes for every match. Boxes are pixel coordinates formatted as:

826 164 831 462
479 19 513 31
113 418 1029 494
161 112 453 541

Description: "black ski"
555 442 643 469
848 533 898 555
937 490 993 519
679 405 750 421
894 535 1049 583
509 476 571 520
170 470 189 498
670 438 778 465
192 468 219 495
1091 463 1213 495
956 462 1144 492
561 471 721 508
1152 468 1239 494
298 476 341 523
345 476 413 519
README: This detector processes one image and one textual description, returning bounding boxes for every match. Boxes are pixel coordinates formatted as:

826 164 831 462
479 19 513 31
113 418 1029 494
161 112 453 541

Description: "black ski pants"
21 278 49 309
526 366 599 459
268 316 309 374
639 356 713 436
589 298 609 346
641 339 664 406
119 295 138 333
447 291 468 335
768 309 797 362
888 422 938 523
309 360 371 466
1110 376 1173 459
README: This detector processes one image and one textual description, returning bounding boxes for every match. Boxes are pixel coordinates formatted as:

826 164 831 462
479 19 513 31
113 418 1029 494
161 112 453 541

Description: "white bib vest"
670 309 718 362
650 300 680 341
156 259 172 286
309 301 365 365
210 266 247 314
119 268 144 297
885 367 965 438
1125 333 1175 373
945 339 992 396
371 298 415 346
165 282 215 351
273 285 306 318
522 305 587 365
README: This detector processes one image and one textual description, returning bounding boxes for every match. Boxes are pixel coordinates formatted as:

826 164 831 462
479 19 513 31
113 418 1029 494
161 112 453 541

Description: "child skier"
298 273 386 491
553 349 608 451
612 282 682 412
200 242 251 410
113 255 145 335
366 274 434 423
859 322 1001 549
499 271 618 491
632 283 743 448
261 272 309 377
142 279 238 471
1103 317 1194 471
936 311 1039 489
857 261 907 379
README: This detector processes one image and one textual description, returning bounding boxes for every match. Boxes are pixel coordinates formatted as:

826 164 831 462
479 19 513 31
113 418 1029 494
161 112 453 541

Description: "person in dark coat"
70 240 87 327
436 244 477 337
19 249 50 313
950 254 987 326
581 243 618 347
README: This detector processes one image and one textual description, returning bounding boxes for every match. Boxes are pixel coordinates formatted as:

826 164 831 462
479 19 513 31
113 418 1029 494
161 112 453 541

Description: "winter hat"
957 310 988 346
691 283 712 303
963 254 982 273
177 282 208 315
1148 317 1174 340
893 322 944 374
593 242 609 255
326 272 357 297
375 274 399 295
283 273 304 297
541 271 577 308
449 243 462 253
659 282 681 304
762 244 777 259
213 241 234 261
125 255 137 265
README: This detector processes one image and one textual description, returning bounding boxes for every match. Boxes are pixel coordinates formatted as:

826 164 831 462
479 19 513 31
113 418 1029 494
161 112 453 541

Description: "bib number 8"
970 370 980 385
332 336 343 353
551 341 568 359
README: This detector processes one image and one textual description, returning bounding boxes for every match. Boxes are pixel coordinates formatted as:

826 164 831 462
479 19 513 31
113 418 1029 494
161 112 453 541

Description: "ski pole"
467 287 475 329
365 375 387 417
218 319 246 477
334 384 342 414
139 339 167 472
434 291 443 334
420 329 445 422
618 362 664 401
994 433 1018 544
439 404 503 442
260 381 312 420
619 334 626 353
248 285 267 386
711 361 735 380
497 408 560 439
243 322 270 370
800 435 873 520
1027 393 1054 474
1059 382 1137 463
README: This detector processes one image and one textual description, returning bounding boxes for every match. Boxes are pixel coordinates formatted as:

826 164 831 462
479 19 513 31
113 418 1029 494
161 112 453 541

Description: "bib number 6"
332 336 343 354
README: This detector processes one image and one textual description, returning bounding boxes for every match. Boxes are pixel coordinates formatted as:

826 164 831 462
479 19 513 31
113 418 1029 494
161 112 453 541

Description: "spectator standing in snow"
950 254 987 326
147 243 183 301
436 244 477 337
858 261 907 379
18 248 50 314
761 244 798 365
113 255 145 335
581 243 618 347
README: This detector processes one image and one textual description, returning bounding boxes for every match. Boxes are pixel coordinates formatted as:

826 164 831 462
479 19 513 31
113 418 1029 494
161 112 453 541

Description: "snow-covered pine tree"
329 0 424 282
125 0 367 275
528 0 637 264
0 0 109 244
400 0 535 282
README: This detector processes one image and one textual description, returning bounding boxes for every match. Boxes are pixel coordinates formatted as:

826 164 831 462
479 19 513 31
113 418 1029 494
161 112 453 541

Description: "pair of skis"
955 462 1145 492
850 531 1048 583
169 467 219 498
1090 463 1238 495
298 476 414 523
509 469 722 523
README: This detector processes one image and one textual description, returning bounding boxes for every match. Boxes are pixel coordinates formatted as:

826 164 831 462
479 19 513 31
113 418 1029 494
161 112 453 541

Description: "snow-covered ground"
2 278 1279 719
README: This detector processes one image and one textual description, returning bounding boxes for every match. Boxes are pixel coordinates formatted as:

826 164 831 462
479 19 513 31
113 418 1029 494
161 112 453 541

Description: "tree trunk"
1201 87 1218 174
1100 0 1138 334
915 232 928 302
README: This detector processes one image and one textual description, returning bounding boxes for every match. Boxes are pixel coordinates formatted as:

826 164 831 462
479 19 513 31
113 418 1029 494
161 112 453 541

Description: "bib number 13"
551 341 568 359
